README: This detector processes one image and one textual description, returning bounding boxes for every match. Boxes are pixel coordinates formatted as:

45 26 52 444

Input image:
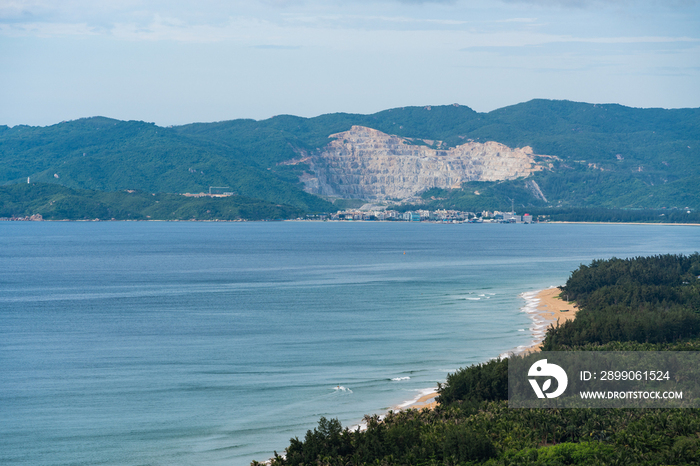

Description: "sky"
1 0 699 127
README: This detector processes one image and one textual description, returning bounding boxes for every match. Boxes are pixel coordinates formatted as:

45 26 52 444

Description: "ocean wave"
333 385 352 393
396 388 437 409
513 287 559 354
391 376 410 381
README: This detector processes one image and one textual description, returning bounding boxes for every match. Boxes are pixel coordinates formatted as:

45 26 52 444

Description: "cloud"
396 0 457 3
459 35 700 48
1 0 698 46
109 16 258 43
501 0 699 7
496 17 538 23
0 21 99 37
500 0 609 6
251 44 301 48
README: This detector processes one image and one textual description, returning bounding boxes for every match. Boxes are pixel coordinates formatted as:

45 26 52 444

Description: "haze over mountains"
1 99 699 219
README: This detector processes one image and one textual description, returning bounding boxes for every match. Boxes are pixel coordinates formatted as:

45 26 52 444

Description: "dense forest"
259 254 700 465
1 100 699 220
524 208 700 224
0 183 302 221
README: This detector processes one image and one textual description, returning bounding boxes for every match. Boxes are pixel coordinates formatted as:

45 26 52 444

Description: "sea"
1 221 699 465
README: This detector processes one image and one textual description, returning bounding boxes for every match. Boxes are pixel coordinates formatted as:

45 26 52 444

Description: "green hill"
0 117 332 213
2 100 699 219
0 183 302 221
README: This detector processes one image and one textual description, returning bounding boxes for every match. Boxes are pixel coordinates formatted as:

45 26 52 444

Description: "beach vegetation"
543 253 700 349
435 358 508 406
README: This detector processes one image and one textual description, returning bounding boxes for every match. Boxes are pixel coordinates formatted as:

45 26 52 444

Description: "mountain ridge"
2 99 699 215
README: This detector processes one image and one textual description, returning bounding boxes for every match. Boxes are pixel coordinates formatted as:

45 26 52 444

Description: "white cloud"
580 35 700 44
1 0 699 126
496 17 538 22
501 0 699 7
0 21 98 37
1 0 698 40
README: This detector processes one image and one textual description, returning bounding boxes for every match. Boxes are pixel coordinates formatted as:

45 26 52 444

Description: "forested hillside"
260 254 700 465
0 117 332 212
2 100 699 217
0 183 302 221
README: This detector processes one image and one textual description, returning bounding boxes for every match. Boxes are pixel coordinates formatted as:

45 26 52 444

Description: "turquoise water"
1 221 699 465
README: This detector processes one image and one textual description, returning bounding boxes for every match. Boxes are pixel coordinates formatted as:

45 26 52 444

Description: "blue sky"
1 0 699 126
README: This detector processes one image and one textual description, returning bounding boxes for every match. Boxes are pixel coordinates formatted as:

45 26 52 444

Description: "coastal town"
306 209 538 223
1 209 540 223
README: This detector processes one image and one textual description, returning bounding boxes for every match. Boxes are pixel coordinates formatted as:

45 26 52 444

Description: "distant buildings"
402 212 421 222
319 209 539 223
182 187 236 198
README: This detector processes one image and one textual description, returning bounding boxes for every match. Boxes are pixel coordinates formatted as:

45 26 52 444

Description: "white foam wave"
510 286 559 355
391 376 410 381
396 387 437 409
333 385 352 393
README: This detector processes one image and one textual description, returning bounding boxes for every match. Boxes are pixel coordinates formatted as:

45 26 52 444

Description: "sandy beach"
405 391 440 410
523 287 578 352
402 287 578 411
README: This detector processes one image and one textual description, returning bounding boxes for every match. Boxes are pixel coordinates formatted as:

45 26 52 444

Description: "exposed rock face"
295 126 550 201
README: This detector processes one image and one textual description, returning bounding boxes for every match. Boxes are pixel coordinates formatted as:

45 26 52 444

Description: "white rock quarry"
292 126 553 201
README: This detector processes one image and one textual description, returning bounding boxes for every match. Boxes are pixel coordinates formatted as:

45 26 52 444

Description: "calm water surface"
1 221 699 465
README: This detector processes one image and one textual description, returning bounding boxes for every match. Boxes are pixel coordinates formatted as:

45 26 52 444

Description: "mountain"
1 100 699 217
0 183 302 221
0 117 333 212
294 125 555 201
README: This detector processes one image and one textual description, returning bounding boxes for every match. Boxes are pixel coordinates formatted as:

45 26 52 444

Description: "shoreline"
3 218 700 227
516 287 578 353
400 287 578 411
549 221 700 227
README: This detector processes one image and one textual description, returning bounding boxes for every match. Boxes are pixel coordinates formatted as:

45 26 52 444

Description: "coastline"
517 287 578 353
549 221 700 227
401 286 578 411
3 217 700 226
